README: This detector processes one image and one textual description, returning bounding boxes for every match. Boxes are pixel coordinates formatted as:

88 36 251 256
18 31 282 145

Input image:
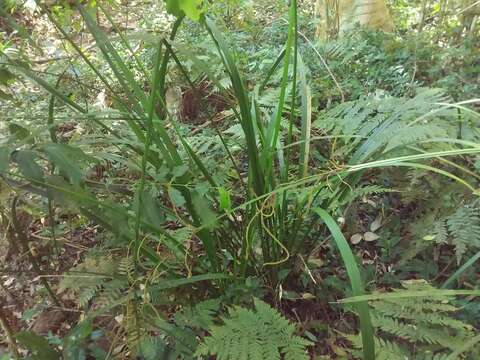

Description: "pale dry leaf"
4 277 14 286
350 233 363 244
364 232 380 242
302 293 315 300
370 214 382 232
308 258 324 267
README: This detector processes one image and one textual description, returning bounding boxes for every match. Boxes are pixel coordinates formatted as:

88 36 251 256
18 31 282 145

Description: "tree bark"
315 0 394 40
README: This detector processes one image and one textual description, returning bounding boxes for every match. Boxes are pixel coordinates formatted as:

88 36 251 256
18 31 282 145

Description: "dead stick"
0 298 20 359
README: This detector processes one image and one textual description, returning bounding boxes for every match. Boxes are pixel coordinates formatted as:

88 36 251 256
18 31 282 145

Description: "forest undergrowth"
0 0 479 359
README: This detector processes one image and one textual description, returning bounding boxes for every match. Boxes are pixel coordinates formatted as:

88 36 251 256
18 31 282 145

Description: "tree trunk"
315 0 394 40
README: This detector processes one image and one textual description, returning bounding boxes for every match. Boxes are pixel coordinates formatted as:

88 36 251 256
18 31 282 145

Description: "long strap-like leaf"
313 208 375 360
442 250 480 289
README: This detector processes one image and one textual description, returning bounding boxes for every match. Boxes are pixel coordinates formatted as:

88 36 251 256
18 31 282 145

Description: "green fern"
78 284 101 307
346 280 479 359
346 335 408 360
445 206 480 264
337 184 394 207
417 205 480 264
174 299 221 330
58 254 117 306
314 88 456 164
195 298 312 360
431 219 448 244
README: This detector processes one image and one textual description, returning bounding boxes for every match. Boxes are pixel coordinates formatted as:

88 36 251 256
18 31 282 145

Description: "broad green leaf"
42 144 96 186
9 123 32 142
12 150 44 183
179 0 203 21
169 187 186 208
165 0 203 21
165 0 182 17
192 192 217 229
314 208 375 360
16 331 61 360
45 175 82 213
218 187 231 212
139 337 169 360
172 164 189 179
62 321 93 360
136 190 166 226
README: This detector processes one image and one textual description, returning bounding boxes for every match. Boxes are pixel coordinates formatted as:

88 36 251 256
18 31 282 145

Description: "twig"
189 113 228 136
278 17 345 101
296 29 345 102
11 197 61 307
458 1 480 15
0 298 20 359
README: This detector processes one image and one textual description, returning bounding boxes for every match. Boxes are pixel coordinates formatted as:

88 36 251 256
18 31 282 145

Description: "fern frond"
314 88 457 164
196 299 312 360
79 284 101 307
174 298 220 330
344 280 479 358
446 206 480 263
97 278 128 307
346 333 409 360
118 256 135 281
432 219 448 244
338 184 393 206
375 337 409 360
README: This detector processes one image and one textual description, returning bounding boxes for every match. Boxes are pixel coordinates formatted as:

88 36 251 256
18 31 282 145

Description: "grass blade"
313 208 375 360
205 17 264 195
76 4 147 113
446 334 480 360
265 0 297 155
339 289 480 303
298 55 311 179
153 273 229 291
347 148 480 172
97 2 150 81
442 250 480 289
258 48 286 94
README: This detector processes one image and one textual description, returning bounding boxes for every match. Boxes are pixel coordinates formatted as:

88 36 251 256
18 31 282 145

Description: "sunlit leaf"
218 187 231 212
165 0 203 21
